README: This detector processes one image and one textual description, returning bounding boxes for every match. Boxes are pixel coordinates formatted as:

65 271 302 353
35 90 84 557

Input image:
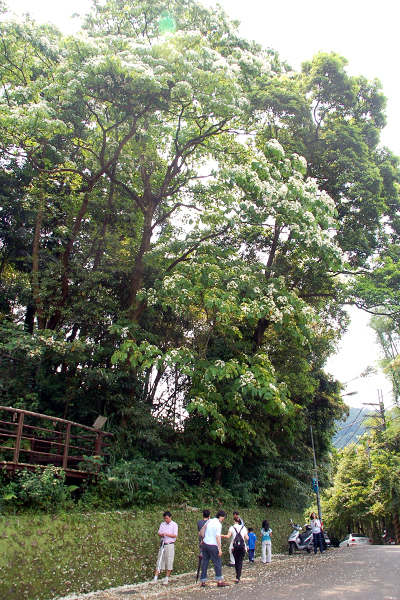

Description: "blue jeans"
313 532 323 554
200 543 223 581
248 548 255 561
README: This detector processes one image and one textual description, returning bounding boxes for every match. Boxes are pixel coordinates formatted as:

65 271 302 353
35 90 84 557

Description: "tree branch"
166 226 230 273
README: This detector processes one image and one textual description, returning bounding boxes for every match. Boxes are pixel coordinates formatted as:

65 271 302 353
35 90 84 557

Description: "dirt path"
57 546 400 600
56 553 286 599
56 551 325 600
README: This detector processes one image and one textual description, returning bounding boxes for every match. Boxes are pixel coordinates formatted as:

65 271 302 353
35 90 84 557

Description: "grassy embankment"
0 505 304 600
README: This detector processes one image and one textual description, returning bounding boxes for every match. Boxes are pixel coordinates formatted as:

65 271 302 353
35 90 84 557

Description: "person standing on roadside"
199 510 229 588
196 509 211 581
228 510 244 565
152 511 178 585
247 527 257 562
310 512 323 555
260 519 272 563
197 509 211 547
222 515 248 583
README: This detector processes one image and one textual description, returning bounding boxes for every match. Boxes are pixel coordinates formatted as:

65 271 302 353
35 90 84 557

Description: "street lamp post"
309 418 322 522
309 391 359 523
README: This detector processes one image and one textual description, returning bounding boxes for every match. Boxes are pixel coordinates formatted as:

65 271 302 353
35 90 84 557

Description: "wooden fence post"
13 412 24 464
94 431 104 456
62 423 71 470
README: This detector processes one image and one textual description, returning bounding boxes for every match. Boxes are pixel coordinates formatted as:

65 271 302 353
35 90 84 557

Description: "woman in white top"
221 515 249 583
310 512 323 554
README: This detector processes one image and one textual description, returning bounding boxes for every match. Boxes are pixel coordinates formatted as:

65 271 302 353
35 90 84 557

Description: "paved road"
65 546 400 600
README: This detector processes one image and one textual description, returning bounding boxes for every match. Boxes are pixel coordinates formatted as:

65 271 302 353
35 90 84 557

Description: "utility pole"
364 393 399 542
379 390 387 431
363 392 386 432
309 418 322 522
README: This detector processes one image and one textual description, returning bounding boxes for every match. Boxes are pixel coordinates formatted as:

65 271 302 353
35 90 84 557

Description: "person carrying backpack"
222 515 248 583
227 510 244 565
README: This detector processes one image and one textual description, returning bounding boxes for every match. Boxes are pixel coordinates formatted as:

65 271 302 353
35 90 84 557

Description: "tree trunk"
252 317 270 353
31 200 46 330
213 464 222 486
93 175 115 271
394 512 400 545
47 192 90 330
129 196 155 321
251 223 281 352
24 302 35 334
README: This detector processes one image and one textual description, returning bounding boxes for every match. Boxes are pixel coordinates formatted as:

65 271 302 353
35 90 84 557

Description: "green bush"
0 466 76 511
77 460 256 510
78 457 183 509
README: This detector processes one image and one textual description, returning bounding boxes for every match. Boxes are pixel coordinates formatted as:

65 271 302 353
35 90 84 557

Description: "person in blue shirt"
261 519 272 563
247 527 257 562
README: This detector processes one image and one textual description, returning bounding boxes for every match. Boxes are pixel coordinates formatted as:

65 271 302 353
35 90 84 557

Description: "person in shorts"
152 511 178 585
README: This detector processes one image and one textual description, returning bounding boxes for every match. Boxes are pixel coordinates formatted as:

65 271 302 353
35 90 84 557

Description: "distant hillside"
332 407 369 449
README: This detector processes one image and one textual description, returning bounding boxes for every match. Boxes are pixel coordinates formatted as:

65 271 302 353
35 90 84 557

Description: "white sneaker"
162 579 169 585
150 578 159 584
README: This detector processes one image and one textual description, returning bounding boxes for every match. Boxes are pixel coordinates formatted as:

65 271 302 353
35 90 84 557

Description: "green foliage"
369 315 400 400
77 455 104 474
83 458 183 508
322 413 400 539
0 466 75 511
0 0 395 510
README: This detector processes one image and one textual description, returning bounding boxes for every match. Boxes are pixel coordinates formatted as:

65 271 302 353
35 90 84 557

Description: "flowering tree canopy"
0 0 396 494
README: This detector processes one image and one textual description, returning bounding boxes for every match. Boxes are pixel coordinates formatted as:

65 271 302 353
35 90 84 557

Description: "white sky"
6 0 398 407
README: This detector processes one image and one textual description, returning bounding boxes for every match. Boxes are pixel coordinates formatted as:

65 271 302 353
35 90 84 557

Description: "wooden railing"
0 406 112 478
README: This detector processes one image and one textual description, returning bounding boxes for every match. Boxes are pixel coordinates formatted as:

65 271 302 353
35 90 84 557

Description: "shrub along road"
59 546 400 600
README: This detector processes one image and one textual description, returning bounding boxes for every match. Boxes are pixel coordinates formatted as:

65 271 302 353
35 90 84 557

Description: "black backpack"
232 525 245 551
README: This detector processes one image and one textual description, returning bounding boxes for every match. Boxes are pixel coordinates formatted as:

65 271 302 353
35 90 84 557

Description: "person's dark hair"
248 527 253 532
203 509 210 518
233 510 240 516
233 515 241 523
310 512 317 520
216 510 226 518
163 511 172 518
262 520 269 530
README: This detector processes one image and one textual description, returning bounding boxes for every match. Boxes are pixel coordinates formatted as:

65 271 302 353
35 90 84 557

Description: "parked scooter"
382 529 395 545
288 519 313 555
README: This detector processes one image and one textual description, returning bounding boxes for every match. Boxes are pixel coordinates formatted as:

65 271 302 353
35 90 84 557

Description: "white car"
339 533 373 548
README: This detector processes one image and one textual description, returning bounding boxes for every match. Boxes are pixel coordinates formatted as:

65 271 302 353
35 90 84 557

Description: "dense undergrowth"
0 505 304 600
0 459 312 512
